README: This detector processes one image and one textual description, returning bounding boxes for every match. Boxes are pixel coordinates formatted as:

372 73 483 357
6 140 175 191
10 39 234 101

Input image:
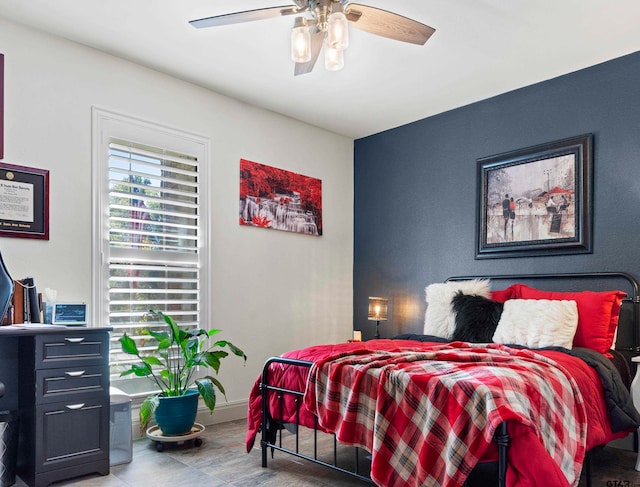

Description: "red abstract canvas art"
239 159 322 236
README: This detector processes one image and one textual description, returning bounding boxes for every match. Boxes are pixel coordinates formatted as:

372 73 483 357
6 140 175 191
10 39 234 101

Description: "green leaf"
212 340 246 361
209 350 229 360
226 342 248 361
142 356 163 367
189 328 209 339
119 333 139 356
185 337 200 357
130 363 152 377
195 378 216 413
201 351 222 373
208 376 226 397
145 329 171 349
139 395 159 434
177 328 190 342
158 311 182 341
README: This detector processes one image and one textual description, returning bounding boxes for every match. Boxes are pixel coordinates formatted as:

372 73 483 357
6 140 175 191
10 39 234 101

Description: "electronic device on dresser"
51 303 87 326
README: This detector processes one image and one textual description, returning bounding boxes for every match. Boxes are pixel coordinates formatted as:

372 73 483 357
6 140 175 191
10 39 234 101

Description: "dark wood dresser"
0 326 111 487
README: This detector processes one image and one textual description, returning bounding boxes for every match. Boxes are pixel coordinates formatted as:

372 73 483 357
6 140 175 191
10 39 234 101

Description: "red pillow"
489 285 518 303
512 284 626 354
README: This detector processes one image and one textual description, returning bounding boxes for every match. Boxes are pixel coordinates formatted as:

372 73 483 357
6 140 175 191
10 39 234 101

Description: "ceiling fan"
189 0 435 75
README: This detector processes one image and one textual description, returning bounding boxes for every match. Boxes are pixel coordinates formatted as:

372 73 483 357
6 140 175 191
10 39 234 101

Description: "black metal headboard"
446 272 640 357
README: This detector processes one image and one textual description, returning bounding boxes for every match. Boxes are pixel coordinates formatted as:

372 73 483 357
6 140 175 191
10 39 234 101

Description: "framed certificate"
0 162 50 239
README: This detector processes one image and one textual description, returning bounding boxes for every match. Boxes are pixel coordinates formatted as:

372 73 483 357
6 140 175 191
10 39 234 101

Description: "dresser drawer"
36 397 110 473
36 365 109 404
35 332 109 369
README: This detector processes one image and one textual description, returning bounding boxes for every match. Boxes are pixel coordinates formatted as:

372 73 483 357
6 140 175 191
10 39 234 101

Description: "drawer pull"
65 370 86 377
66 403 85 410
65 337 86 343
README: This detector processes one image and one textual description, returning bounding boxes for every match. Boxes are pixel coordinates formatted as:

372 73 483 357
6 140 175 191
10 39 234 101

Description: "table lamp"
368 297 388 339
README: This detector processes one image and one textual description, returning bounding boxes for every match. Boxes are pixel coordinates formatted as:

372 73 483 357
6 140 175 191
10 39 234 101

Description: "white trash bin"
109 387 133 466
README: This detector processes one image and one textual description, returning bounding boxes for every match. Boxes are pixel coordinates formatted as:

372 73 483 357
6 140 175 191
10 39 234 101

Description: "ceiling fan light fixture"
327 11 349 50
324 41 344 71
291 18 312 63
189 1 436 76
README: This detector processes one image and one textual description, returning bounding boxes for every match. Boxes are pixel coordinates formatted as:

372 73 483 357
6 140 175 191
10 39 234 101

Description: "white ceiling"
0 0 639 139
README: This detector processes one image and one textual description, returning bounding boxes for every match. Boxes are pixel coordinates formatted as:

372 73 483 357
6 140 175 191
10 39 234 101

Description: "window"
92 109 209 397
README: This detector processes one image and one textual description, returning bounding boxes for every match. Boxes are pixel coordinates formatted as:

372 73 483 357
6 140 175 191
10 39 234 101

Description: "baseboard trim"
196 399 248 426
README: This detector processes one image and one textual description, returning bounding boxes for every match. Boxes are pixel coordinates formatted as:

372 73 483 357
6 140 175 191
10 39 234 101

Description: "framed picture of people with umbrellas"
476 134 593 259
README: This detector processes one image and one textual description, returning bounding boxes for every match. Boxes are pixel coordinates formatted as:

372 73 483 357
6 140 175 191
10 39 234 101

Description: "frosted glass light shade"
291 25 311 63
327 11 349 50
324 43 344 71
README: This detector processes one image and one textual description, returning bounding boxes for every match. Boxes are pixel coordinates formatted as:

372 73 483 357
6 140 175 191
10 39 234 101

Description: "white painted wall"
0 19 354 421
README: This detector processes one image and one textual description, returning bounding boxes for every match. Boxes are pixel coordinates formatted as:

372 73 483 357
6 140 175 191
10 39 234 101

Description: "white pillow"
423 279 491 338
492 299 579 349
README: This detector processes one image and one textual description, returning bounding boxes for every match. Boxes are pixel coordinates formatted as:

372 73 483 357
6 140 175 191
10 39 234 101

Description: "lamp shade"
291 19 311 63
368 297 388 321
324 41 344 71
327 11 349 50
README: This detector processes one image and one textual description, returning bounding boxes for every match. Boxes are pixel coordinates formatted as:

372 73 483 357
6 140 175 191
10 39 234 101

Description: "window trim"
91 107 211 373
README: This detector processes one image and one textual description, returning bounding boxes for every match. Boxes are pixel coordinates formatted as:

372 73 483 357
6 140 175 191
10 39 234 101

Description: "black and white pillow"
423 279 491 338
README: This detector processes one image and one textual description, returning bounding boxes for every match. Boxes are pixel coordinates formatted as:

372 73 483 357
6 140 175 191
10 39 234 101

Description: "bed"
246 272 640 487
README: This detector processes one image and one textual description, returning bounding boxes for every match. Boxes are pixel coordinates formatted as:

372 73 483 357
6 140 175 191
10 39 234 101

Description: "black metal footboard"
259 356 509 487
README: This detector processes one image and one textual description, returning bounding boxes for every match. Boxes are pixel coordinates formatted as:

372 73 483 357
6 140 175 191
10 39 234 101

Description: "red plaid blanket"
304 342 587 487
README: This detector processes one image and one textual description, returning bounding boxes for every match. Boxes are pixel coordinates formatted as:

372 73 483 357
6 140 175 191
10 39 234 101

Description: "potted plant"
119 310 247 435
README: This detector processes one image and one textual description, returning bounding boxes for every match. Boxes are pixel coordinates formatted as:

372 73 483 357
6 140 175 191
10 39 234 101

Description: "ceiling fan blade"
344 4 435 45
189 5 303 29
294 30 325 76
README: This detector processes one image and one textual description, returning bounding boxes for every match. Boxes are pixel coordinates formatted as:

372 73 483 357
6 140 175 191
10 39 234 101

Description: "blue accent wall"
354 51 640 340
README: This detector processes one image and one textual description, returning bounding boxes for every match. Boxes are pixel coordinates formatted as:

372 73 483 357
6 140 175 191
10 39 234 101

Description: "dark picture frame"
476 134 593 259
0 162 50 240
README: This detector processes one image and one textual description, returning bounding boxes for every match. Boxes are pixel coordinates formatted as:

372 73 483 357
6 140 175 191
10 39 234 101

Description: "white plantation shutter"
92 110 209 397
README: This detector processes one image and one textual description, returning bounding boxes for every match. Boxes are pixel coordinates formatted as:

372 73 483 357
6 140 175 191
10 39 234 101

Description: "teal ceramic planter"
154 389 199 435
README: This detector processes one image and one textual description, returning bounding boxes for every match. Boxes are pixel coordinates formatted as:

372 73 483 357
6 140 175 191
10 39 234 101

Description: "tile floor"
13 419 640 487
